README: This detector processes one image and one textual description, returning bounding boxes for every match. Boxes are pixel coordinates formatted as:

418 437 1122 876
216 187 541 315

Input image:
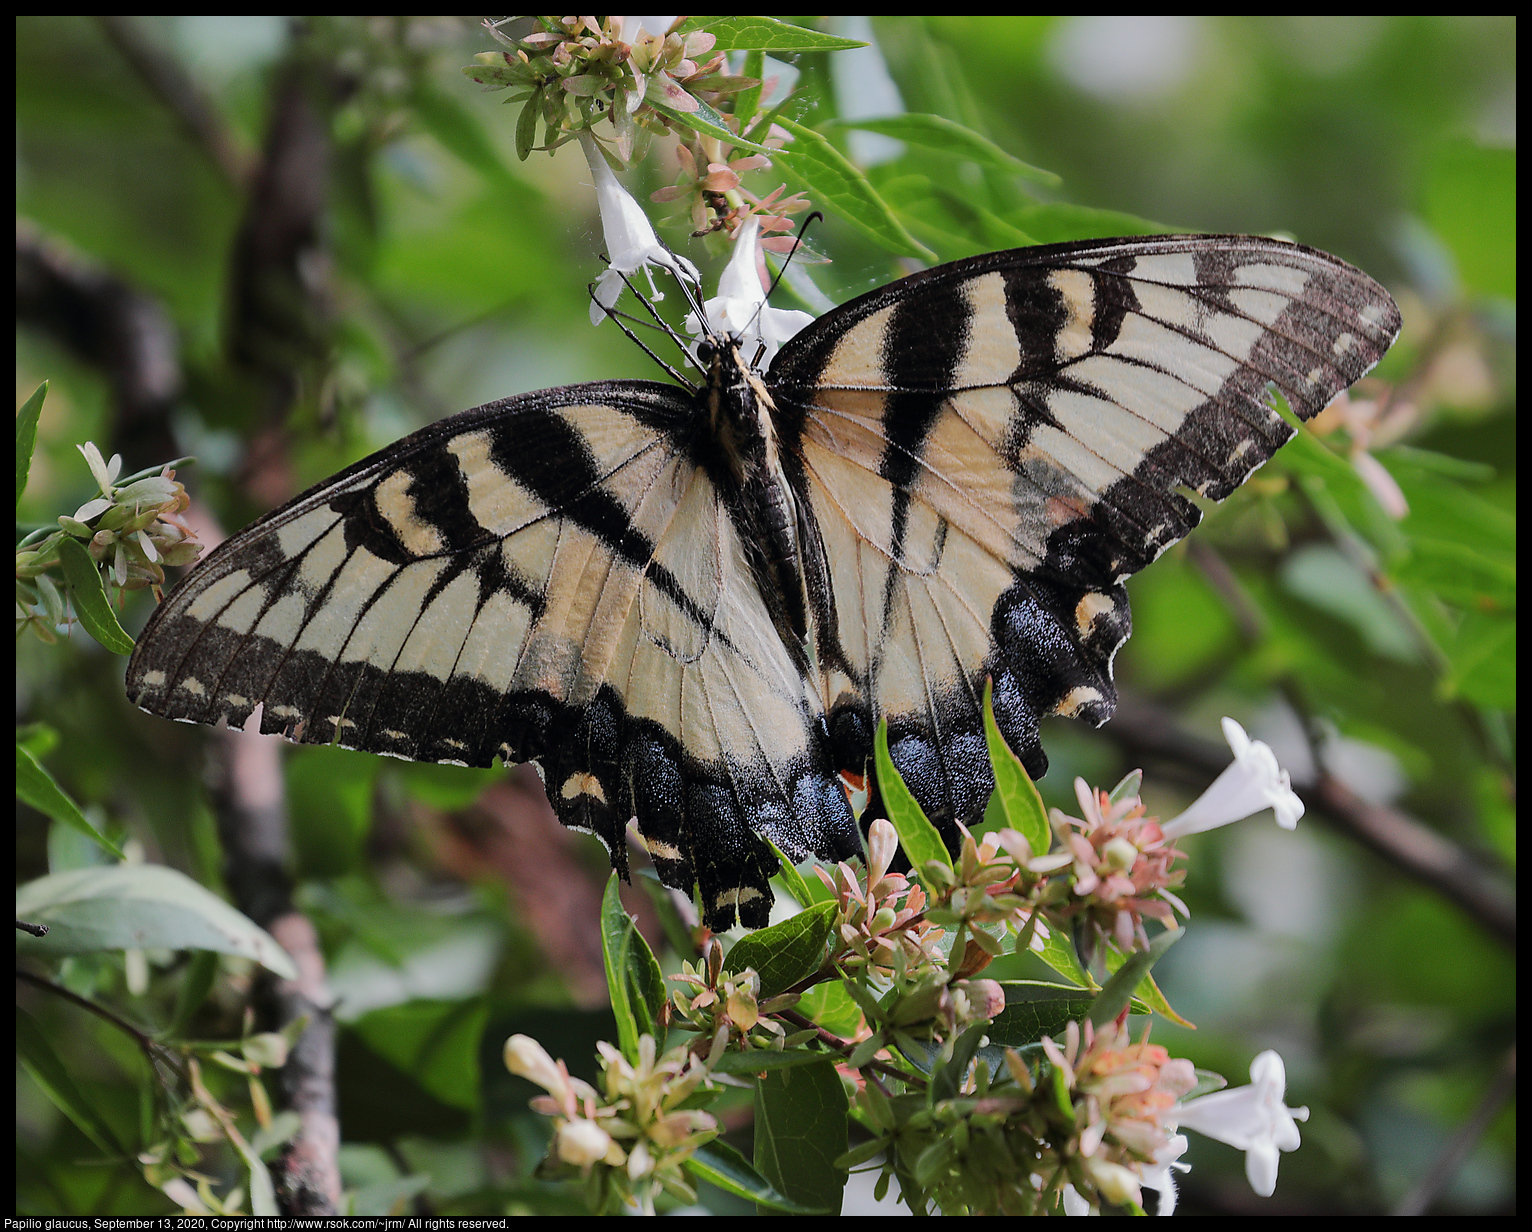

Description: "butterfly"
127 234 1400 932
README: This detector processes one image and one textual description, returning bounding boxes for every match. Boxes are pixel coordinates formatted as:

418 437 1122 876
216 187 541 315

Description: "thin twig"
16 967 190 1085
94 15 252 188
1394 1046 1516 1215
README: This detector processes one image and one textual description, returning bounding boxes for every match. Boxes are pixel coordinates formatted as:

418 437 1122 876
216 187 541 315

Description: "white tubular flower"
1140 1133 1190 1216
1160 718 1305 840
1170 1051 1308 1199
581 130 698 325
685 216 813 368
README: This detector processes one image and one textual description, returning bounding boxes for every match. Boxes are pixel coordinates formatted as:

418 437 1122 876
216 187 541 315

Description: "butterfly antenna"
739 211 823 355
587 270 698 392
763 210 822 305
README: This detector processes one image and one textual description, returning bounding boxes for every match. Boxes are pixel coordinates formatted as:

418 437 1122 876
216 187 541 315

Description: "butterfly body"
128 235 1400 931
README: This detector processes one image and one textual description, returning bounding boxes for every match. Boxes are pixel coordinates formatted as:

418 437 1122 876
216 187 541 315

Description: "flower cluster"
466 17 751 164
651 125 811 246
1048 775 1189 953
668 937 803 1053
819 816 944 978
504 1032 719 1215
16 442 199 642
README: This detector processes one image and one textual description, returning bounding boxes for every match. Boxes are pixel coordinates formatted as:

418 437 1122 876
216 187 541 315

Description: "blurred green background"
16 15 1514 1216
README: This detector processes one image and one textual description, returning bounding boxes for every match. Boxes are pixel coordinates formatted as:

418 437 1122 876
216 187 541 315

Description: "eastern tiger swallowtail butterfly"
127 234 1400 931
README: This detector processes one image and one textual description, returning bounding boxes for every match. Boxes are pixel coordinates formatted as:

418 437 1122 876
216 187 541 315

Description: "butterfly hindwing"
768 235 1401 844
126 381 860 930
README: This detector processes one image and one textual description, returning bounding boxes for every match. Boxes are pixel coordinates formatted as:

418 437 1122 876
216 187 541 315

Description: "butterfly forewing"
768 235 1401 844
127 381 861 930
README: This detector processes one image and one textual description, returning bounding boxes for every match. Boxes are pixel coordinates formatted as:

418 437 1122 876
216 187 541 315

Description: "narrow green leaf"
986 981 1097 1049
752 1058 847 1214
514 91 540 161
15 864 298 977
766 834 837 911
681 15 867 52
734 49 764 129
600 874 640 1058
873 719 951 872
931 1021 988 1103
710 1047 836 1075
1089 928 1181 1027
774 118 934 260
599 875 665 1058
55 536 135 654
16 743 125 859
722 900 836 996
17 1006 126 1157
825 114 1060 186
686 1139 828 1213
980 678 1050 856
645 88 774 155
227 1117 278 1215
17 380 47 508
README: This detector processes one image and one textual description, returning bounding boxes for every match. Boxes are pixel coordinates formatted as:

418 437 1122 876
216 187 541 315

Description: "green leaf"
723 900 836 996
349 1174 432 1217
930 1021 988 1103
796 978 864 1038
16 742 125 859
645 86 774 155
980 678 1051 855
710 1047 838 1076
350 998 489 1113
17 1005 126 1158
766 836 833 912
1004 202 1171 245
987 981 1098 1049
752 1057 847 1214
733 48 764 129
1034 926 1095 992
825 113 1060 186
15 864 298 978
514 90 540 161
1441 608 1516 709
874 719 952 873
686 1139 828 1213
774 118 934 260
599 874 665 1059
55 536 135 654
681 15 867 52
286 746 379 877
227 1115 278 1215
1089 928 1181 1027
17 380 47 508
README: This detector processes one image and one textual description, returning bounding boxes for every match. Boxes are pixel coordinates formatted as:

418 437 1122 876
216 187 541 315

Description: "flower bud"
556 1117 616 1168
